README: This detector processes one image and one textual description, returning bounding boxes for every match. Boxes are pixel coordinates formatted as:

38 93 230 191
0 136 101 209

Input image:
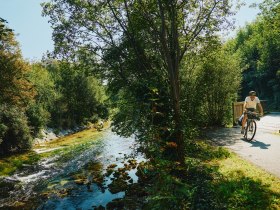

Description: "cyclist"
241 91 264 134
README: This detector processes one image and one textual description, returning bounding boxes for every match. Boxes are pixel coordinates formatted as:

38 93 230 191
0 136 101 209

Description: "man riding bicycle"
241 91 264 134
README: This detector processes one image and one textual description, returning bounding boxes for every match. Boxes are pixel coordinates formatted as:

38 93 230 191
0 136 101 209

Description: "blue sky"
0 0 263 60
0 0 53 60
233 0 263 32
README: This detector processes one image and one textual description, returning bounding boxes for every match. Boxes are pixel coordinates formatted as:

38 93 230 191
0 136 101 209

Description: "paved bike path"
207 113 280 178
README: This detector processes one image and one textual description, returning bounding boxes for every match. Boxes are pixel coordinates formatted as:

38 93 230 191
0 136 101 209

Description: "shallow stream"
0 129 145 209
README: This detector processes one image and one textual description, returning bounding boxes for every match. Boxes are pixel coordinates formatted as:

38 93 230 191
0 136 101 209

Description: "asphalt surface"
207 113 280 178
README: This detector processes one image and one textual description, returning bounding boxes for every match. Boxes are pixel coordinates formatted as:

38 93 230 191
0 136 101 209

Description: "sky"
0 0 263 60
232 0 263 34
0 0 53 60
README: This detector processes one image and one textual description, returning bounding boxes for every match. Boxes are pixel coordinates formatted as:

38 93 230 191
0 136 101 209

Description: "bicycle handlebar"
245 111 261 120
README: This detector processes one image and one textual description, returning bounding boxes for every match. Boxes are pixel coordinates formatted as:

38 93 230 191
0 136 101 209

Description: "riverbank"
34 120 109 145
0 121 110 177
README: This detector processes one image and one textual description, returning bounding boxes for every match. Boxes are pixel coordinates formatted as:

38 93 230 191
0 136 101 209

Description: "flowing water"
0 129 145 209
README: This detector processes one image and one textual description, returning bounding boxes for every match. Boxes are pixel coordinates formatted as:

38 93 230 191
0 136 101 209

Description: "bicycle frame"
244 111 258 141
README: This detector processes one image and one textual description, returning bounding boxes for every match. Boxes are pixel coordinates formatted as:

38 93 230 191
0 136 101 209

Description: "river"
0 129 145 209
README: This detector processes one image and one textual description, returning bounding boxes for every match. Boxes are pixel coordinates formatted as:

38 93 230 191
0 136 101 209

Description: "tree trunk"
158 0 184 163
173 82 184 162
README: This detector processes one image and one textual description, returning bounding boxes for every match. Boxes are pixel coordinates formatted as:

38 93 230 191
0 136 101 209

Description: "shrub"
0 104 32 155
26 103 50 137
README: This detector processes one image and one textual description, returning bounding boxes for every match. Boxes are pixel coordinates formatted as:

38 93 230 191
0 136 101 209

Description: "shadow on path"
206 127 241 146
206 126 280 178
249 140 271 149
207 127 273 150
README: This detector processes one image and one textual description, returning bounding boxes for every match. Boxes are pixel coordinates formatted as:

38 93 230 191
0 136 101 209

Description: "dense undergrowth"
119 140 280 209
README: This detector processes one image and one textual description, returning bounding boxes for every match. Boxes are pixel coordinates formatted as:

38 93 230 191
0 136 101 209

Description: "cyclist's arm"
243 101 248 113
257 103 264 116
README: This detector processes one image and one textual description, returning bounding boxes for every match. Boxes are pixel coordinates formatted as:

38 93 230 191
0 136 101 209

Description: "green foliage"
26 61 108 131
26 63 56 135
0 104 32 155
0 152 42 176
0 18 108 155
185 140 231 161
46 61 108 128
0 23 35 108
42 0 236 161
216 174 276 209
232 1 280 110
142 140 280 209
0 18 13 39
0 21 34 155
26 103 51 136
197 48 241 125
181 44 241 126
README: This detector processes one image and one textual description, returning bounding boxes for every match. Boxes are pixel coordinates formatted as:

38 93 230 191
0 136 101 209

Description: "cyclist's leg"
241 114 247 133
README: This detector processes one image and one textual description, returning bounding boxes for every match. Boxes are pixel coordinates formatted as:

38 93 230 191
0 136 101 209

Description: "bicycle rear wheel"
245 120 257 141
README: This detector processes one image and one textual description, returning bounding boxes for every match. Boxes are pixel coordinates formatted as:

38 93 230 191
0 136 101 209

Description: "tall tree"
0 17 13 39
233 1 280 109
43 0 235 161
0 20 35 108
0 20 34 154
41 61 108 128
180 39 241 127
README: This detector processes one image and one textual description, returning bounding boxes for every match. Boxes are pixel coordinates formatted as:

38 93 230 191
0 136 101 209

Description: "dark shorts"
246 108 256 112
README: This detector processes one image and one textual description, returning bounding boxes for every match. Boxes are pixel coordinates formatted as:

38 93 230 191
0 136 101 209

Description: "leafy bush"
181 44 241 126
26 103 50 137
45 62 109 129
233 2 280 110
0 104 32 155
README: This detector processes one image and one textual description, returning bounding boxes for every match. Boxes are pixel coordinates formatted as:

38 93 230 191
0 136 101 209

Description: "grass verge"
140 140 280 209
216 150 280 209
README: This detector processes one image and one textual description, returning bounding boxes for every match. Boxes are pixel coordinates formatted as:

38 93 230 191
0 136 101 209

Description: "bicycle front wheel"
245 120 257 141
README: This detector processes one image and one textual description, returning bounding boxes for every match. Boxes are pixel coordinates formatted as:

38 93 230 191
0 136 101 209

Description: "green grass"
187 140 280 209
0 152 41 176
143 140 280 209
215 151 280 209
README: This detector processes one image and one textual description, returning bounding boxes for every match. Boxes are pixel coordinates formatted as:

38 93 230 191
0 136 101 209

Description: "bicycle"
243 111 260 141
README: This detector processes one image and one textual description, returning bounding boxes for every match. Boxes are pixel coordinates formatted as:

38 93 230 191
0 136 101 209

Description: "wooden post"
260 100 267 113
232 102 235 126
232 102 244 125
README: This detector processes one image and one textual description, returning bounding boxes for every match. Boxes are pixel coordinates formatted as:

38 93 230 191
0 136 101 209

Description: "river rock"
108 178 128 194
106 198 125 210
107 163 117 169
125 183 148 197
13 201 26 208
41 192 50 198
94 205 105 210
128 159 137 165
128 178 133 184
92 174 104 185
0 178 16 198
105 168 114 176
74 179 85 185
